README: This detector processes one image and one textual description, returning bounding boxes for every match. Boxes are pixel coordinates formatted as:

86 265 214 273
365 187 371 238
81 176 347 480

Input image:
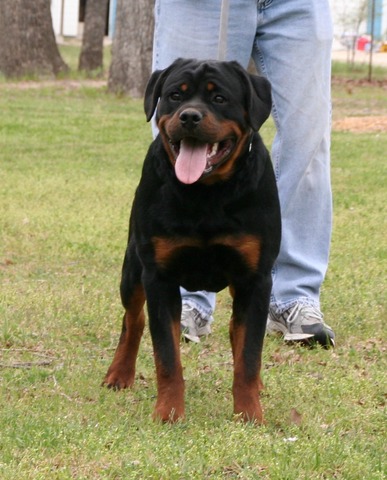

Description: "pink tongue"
175 139 208 184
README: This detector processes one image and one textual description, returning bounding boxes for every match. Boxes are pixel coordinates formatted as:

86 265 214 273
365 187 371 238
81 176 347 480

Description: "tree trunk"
108 0 154 97
0 0 68 78
79 0 109 73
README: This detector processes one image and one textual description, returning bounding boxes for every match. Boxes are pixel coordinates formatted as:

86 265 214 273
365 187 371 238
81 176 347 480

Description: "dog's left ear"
232 62 272 131
247 74 272 131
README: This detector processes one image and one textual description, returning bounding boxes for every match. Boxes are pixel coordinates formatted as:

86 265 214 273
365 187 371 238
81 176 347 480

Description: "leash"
217 0 255 146
217 0 230 61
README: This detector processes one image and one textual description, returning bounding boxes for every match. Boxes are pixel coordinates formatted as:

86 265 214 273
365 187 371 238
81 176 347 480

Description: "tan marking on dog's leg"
153 318 185 422
103 285 145 389
230 319 264 424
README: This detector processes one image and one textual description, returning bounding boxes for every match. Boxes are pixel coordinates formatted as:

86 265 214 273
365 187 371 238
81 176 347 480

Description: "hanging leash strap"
217 0 230 61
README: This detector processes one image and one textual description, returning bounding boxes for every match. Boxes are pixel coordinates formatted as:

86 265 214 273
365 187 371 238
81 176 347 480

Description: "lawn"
0 63 386 479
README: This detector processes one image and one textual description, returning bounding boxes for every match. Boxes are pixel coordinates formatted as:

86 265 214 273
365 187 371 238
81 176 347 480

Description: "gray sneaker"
267 304 335 347
181 304 212 343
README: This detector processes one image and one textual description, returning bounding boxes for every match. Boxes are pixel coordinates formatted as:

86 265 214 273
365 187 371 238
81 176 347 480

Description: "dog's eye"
213 94 227 104
169 92 181 102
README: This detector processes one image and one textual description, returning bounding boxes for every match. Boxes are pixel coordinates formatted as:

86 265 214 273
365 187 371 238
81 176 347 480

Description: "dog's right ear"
144 58 190 122
144 68 168 122
144 61 177 122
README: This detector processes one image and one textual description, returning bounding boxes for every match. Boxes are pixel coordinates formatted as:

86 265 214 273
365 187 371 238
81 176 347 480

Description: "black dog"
103 58 281 423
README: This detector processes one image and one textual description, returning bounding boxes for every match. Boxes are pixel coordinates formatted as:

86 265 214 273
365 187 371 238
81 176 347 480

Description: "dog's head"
144 59 272 185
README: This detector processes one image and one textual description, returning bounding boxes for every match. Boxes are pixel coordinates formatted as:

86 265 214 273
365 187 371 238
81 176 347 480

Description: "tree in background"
108 0 154 97
79 0 110 74
334 0 369 65
0 0 68 78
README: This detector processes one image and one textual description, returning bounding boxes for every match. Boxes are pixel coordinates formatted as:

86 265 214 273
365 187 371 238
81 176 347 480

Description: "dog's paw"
233 408 265 425
152 384 185 423
233 390 264 425
152 404 185 423
102 369 135 390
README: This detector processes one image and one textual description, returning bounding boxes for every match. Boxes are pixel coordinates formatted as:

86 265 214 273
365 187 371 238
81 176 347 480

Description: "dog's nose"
179 108 203 128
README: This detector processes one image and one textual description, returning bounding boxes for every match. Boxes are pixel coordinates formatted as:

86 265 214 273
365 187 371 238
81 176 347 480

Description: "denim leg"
153 0 257 70
180 288 216 320
252 0 333 312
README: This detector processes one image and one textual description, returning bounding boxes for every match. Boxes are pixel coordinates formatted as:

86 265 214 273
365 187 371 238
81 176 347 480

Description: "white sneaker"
181 304 212 343
267 303 335 347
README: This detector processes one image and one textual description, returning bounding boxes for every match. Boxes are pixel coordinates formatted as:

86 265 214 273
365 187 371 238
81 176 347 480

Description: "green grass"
332 60 387 81
58 44 112 79
332 76 387 120
0 75 386 479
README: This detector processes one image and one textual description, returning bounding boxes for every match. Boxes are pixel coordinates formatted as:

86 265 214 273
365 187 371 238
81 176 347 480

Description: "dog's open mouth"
169 137 235 184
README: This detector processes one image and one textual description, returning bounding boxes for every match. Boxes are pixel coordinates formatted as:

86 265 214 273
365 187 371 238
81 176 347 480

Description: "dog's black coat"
104 59 281 423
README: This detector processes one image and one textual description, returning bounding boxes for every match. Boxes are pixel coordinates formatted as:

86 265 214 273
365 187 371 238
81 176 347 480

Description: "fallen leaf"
290 408 303 426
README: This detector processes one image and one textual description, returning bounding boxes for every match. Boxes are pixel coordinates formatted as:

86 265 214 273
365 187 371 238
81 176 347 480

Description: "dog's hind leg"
103 246 145 390
144 275 185 423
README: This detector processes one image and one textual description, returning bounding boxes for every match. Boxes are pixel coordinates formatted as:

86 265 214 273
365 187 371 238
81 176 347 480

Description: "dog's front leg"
229 277 271 424
103 289 145 389
103 246 146 390
144 275 185 423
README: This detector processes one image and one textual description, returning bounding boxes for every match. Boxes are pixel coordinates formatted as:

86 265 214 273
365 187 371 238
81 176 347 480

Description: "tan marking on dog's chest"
210 234 262 270
152 234 261 271
152 237 203 268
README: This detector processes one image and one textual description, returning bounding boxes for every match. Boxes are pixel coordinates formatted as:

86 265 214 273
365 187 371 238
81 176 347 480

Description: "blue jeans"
153 0 333 317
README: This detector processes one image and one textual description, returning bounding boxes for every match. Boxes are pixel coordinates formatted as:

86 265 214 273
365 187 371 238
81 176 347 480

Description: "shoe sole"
182 332 200 343
268 320 335 348
284 332 315 341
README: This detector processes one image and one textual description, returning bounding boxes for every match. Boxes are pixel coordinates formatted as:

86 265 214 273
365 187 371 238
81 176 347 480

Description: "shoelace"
182 305 207 328
286 304 323 325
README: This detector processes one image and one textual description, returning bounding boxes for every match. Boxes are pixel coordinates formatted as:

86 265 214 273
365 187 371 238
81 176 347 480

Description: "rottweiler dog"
103 58 281 423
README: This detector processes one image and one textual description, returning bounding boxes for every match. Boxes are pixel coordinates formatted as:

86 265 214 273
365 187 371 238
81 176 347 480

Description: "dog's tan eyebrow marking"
207 82 215 91
180 83 188 92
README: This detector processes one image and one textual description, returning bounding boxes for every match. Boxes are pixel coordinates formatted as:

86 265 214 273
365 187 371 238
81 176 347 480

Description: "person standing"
151 0 335 347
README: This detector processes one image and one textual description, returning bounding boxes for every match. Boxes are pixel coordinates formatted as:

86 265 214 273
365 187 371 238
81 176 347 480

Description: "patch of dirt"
333 115 387 133
0 79 106 90
332 76 387 89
